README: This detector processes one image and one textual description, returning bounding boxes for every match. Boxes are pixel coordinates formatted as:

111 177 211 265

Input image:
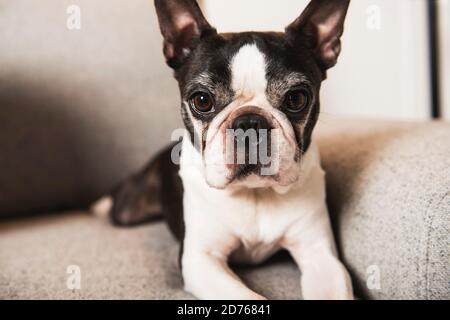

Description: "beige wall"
202 0 432 121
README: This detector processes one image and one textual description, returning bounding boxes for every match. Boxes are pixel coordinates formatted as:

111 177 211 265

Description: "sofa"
0 0 449 300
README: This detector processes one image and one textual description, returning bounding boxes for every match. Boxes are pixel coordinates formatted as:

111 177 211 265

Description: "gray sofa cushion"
0 213 301 299
316 119 450 300
0 119 448 299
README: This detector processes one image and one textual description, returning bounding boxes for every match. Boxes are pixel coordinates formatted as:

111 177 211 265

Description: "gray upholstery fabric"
1 120 449 300
315 120 450 300
0 0 181 215
0 213 301 299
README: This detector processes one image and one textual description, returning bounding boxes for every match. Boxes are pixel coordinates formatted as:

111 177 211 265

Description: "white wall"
202 0 432 121
439 0 450 120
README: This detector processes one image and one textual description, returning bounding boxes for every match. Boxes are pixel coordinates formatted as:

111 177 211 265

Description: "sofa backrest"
0 0 182 215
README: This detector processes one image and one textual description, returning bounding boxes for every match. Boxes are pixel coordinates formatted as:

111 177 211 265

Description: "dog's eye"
190 92 214 113
285 89 310 113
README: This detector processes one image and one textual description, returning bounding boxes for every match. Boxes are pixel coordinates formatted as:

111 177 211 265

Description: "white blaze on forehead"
230 44 267 98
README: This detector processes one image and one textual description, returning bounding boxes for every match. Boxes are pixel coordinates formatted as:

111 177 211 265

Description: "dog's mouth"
234 163 259 179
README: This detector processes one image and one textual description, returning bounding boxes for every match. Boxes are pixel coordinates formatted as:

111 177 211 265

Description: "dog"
95 0 353 300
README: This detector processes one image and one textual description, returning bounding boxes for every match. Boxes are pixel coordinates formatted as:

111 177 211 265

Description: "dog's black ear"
154 0 216 69
286 0 350 72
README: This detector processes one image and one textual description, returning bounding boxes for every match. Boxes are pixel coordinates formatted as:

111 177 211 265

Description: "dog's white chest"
187 190 281 260
223 191 291 264
180 137 326 265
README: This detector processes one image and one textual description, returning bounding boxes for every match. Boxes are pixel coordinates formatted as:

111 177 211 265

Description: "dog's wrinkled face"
155 0 349 189
179 34 321 189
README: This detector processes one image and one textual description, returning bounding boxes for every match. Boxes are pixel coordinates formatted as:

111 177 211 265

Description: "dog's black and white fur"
95 0 353 300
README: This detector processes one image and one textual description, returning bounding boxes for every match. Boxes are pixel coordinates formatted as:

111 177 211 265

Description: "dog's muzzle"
228 112 274 178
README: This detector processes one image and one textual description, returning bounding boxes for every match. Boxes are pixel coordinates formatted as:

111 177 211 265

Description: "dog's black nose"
232 113 270 133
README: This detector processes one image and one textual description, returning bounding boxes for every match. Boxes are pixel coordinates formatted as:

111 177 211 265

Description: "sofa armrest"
316 119 450 300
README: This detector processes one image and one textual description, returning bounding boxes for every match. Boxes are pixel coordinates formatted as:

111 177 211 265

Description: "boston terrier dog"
98 0 353 300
